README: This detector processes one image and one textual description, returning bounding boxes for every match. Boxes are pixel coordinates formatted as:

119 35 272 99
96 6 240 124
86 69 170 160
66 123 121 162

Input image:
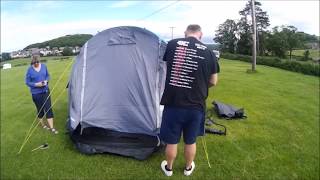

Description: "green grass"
0 56 74 67
0 58 30 66
291 49 320 60
1 57 319 179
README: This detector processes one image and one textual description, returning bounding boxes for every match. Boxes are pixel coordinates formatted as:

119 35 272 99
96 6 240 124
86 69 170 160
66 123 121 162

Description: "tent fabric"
213 101 246 119
69 125 162 160
67 26 167 159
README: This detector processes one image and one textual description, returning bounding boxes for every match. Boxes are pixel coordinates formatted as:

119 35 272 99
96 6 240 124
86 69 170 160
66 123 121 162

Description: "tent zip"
155 39 161 129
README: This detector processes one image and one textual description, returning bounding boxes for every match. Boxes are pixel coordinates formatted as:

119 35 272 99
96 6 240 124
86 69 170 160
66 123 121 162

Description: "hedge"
221 53 319 76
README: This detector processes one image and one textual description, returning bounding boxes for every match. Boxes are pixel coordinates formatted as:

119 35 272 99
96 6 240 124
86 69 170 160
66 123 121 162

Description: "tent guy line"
137 0 181 22
18 83 69 154
18 59 74 154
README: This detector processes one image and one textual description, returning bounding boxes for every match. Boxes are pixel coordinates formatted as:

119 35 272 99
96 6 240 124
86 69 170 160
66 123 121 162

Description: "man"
160 24 219 176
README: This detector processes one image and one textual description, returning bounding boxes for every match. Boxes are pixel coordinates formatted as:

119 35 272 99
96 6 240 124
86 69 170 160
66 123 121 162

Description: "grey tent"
67 26 167 160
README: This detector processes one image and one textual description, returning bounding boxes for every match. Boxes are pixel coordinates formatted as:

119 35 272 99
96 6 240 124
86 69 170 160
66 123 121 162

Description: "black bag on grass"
213 101 247 119
205 119 227 135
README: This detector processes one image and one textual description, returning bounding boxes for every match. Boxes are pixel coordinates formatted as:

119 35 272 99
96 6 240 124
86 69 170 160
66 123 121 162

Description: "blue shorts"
160 106 205 144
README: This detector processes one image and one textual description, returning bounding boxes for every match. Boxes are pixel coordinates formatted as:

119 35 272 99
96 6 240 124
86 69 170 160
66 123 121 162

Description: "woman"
25 55 58 134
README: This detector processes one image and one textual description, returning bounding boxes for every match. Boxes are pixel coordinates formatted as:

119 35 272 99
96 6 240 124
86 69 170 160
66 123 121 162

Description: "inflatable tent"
67 26 167 160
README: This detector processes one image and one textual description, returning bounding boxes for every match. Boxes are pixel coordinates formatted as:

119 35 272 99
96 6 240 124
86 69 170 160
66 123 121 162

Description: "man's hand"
209 73 218 87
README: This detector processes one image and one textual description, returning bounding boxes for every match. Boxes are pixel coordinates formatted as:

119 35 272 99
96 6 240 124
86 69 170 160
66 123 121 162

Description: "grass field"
1 57 319 179
291 49 320 60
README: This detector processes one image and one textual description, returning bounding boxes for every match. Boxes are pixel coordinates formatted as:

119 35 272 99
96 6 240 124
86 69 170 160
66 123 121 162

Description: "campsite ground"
1 57 319 179
291 49 319 60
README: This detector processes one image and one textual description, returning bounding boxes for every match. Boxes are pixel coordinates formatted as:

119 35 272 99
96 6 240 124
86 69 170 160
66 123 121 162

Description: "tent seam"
80 42 88 129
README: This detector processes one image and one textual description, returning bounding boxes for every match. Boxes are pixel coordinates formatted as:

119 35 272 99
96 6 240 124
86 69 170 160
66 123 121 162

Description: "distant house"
313 43 319 50
72 46 80 54
22 50 30 57
51 47 62 56
39 48 52 56
10 50 30 59
10 51 18 58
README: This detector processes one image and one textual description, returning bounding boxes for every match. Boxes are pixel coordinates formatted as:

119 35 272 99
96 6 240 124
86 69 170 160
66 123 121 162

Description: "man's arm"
209 73 218 87
208 51 219 87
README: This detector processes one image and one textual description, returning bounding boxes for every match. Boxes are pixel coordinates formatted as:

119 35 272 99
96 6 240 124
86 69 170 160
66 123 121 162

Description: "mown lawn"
291 49 320 60
1 57 319 180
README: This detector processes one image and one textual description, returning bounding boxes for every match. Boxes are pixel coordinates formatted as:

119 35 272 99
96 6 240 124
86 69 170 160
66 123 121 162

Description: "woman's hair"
31 55 40 65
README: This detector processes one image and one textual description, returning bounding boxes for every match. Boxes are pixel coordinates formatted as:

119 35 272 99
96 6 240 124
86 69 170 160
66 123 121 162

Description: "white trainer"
161 160 173 176
42 125 50 130
51 128 58 134
184 161 195 176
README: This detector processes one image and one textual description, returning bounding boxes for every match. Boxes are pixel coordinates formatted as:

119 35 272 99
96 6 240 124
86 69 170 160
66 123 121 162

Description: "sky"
1 0 319 52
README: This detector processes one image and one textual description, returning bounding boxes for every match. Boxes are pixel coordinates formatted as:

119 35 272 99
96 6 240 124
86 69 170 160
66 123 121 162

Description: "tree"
264 25 301 59
213 19 238 53
238 0 270 55
62 47 73 56
236 18 252 55
302 50 310 61
1 53 11 61
281 25 300 60
265 27 287 58
296 31 319 44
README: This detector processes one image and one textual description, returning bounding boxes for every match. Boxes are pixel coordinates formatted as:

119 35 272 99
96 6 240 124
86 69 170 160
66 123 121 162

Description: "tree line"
214 1 319 60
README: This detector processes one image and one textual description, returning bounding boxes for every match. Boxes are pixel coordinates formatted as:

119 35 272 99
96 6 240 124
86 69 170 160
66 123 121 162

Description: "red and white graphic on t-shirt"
169 43 205 89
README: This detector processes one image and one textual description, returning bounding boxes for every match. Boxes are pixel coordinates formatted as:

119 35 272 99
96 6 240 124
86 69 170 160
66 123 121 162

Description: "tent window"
107 34 136 46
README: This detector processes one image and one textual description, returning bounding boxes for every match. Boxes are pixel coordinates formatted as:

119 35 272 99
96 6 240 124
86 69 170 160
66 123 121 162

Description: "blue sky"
2 1 161 22
1 1 319 52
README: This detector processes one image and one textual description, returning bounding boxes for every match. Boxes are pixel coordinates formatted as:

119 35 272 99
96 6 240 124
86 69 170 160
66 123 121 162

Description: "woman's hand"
35 82 44 87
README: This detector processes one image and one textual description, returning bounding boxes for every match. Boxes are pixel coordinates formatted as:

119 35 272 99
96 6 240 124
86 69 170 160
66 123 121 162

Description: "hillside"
24 34 93 49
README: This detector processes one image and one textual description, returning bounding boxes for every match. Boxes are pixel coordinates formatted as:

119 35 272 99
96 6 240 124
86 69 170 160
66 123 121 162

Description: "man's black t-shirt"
160 36 219 110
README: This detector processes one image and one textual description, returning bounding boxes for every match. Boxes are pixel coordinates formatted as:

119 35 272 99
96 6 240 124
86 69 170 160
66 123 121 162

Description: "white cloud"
0 15 172 52
163 1 247 41
109 1 139 8
153 1 250 43
262 1 319 35
137 1 247 42
21 1 63 12
1 1 319 52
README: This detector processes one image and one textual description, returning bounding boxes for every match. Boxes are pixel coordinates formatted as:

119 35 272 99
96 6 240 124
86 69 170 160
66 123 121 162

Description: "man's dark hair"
186 24 201 33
